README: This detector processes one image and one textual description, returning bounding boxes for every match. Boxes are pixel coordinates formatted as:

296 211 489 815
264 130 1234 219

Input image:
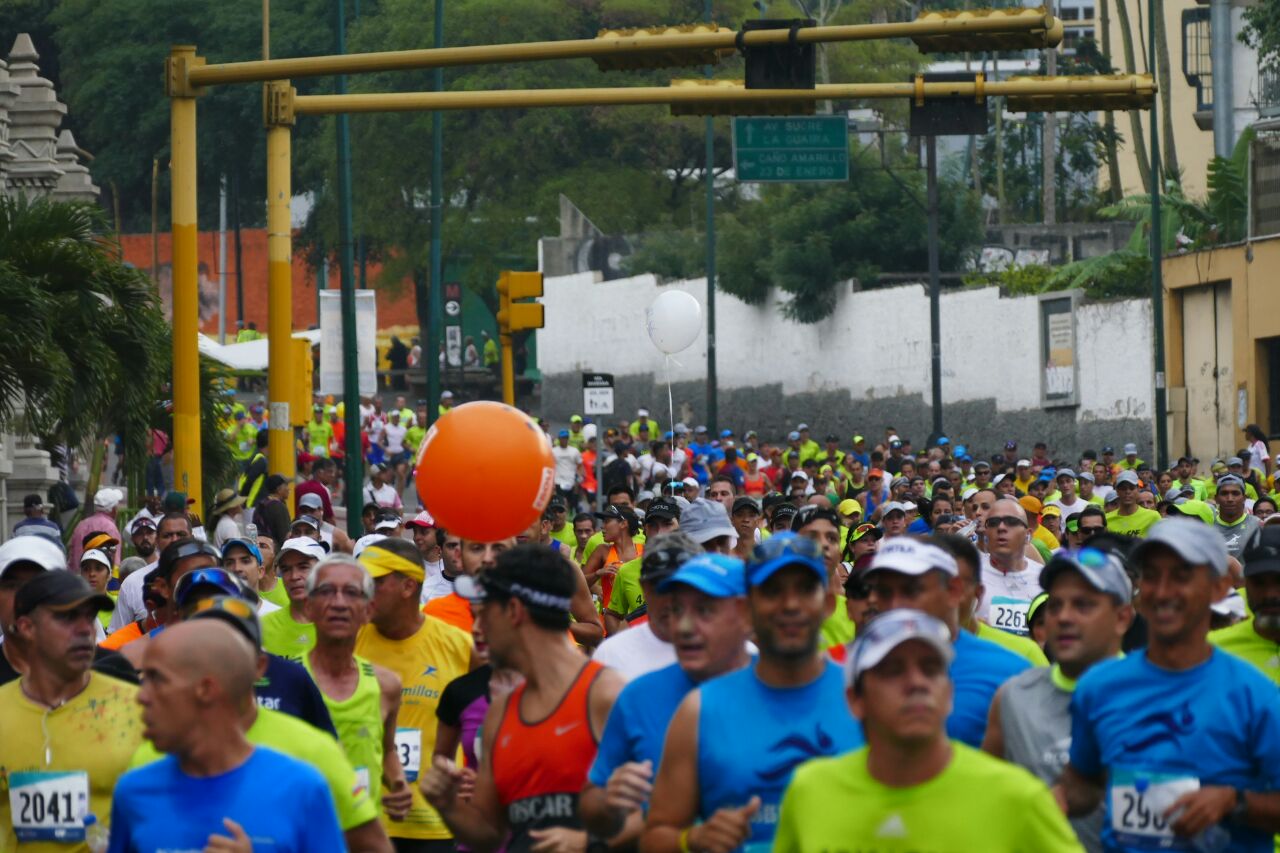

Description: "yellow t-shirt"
976 621 1050 666
261 608 317 659
354 617 472 840
1105 507 1161 538
0 674 144 851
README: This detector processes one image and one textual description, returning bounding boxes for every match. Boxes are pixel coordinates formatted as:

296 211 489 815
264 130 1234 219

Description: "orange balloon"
415 401 555 542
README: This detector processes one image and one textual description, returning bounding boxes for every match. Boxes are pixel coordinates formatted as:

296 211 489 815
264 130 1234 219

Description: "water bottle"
84 814 109 853
243 522 258 541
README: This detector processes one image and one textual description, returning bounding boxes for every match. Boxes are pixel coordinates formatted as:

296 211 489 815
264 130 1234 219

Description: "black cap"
595 504 640 534
1243 528 1280 578
639 543 700 584
773 503 799 523
187 595 263 649
14 572 114 619
645 498 681 521
825 434 839 443
1102 446 1114 454
22 494 44 509
761 493 789 514
732 496 761 516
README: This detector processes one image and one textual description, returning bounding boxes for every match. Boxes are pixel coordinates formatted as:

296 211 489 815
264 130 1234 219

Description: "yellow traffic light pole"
265 82 296 490
496 271 546 406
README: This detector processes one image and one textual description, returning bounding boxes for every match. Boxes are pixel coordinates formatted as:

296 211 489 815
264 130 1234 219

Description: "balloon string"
666 354 676 481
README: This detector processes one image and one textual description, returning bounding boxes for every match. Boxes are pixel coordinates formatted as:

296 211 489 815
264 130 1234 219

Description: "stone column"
51 129 99 203
4 33 65 196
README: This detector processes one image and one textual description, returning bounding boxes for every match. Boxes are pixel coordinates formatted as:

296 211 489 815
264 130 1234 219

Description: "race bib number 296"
8 770 89 842
1109 771 1199 850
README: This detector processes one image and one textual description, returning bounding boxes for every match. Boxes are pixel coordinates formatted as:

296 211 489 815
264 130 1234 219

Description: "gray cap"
1216 474 1246 491
1114 470 1140 487
1163 487 1188 502
845 609 954 686
679 498 737 545
1123 443 1138 455
1227 456 1244 468
1041 548 1133 603
1133 518 1230 577
1078 471 1095 483
1056 468 1077 481
879 501 907 518
787 431 801 441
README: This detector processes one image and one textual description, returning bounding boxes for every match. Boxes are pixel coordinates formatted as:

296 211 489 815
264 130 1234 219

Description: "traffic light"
910 7 1063 53
593 23 735 72
1003 74 1155 112
290 336 314 427
668 79 815 117
742 19 817 90
497 270 545 335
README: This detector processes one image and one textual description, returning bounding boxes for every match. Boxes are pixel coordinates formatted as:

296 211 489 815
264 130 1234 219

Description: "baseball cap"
787 431 801 441
682 476 699 490
868 468 885 480
1132 518 1229 577
1040 505 1061 518
557 429 570 438
405 511 437 529
731 497 761 516
646 497 681 522
1005 440 1018 450
1162 487 1189 502
0 536 66 578
658 553 747 598
890 476 909 490
298 492 324 511
973 461 991 472
937 436 950 446
292 513 322 531
679 499 737 545
694 425 708 434
837 499 863 517
1211 590 1248 620
720 429 734 438
79 549 112 569
639 539 703 585
595 504 641 534
570 414 583 423
747 532 825 586
1242 528 1280 578
1056 468 1077 481
1114 470 1140 487
277 537 328 562
1016 459 1031 468
174 567 247 608
14 572 113 619
1215 474 1246 491
352 534 386 558
82 532 119 553
637 408 649 418
798 423 810 431
772 504 799 526
879 501 907 517
1041 547 1132 603
848 523 882 543
867 538 957 577
374 510 403 532
1123 443 1138 455
845 609 954 686
1078 471 1095 483
21 494 45 510
1026 592 1049 627
187 595 263 648
1018 496 1043 514
1101 446 1115 454
853 434 865 444
221 538 263 565
1227 456 1244 468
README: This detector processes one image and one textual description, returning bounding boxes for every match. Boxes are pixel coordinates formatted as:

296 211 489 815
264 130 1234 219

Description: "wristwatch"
1229 787 1248 822
586 835 610 853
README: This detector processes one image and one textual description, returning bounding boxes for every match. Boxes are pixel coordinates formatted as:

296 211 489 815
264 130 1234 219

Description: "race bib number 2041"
8 770 89 842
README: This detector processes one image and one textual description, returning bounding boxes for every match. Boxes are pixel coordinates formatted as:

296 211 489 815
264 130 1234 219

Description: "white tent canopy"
197 329 321 371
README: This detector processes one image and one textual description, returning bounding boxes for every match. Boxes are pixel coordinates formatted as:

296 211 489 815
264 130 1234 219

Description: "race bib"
395 728 422 782
8 770 89 842
989 596 1031 636
1109 770 1199 850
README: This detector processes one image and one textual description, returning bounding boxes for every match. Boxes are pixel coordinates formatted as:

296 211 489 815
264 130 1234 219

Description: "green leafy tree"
1241 0 1280 71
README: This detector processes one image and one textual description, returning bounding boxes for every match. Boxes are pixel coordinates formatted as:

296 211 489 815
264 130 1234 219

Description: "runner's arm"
980 684 1007 759
640 691 702 853
570 560 604 648
344 818 394 853
1055 762 1104 818
422 690 510 851
375 666 412 821
582 547 608 587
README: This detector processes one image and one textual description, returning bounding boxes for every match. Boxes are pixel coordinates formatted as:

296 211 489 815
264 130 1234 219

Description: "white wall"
539 271 1153 425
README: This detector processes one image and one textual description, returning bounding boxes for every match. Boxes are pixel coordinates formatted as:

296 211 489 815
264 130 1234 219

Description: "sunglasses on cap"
160 540 221 572
984 515 1028 530
792 505 841 530
849 523 878 541
175 567 246 608
752 532 823 564
189 595 256 621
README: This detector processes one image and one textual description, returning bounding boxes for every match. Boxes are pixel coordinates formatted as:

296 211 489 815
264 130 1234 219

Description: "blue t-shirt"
108 746 346 853
588 663 696 788
906 518 932 535
262 654 337 738
1070 650 1280 853
697 660 864 851
949 630 1031 747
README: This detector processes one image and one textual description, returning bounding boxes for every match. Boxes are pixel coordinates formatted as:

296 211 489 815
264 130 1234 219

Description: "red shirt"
294 480 334 523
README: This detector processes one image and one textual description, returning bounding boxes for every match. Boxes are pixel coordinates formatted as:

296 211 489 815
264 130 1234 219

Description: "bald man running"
110 621 346 850
978 499 1044 638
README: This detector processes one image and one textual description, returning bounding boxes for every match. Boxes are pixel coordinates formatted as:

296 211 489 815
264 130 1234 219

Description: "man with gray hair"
1058 520 1280 851
984 547 1135 852
303 554 413 823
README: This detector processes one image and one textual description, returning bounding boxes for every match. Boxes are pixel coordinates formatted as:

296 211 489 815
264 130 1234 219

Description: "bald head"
153 620 257 705
991 498 1027 523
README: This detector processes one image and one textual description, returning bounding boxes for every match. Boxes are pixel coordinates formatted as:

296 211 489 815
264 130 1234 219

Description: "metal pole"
427 0 444 428
1209 0 1233 158
218 174 228 344
169 49 203 516
266 113 296 489
336 0 363 537
501 334 515 405
1149 0 1168 470
704 0 718 436
233 173 245 331
926 135 943 444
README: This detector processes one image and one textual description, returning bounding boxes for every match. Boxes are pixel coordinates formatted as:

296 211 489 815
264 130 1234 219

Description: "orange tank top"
492 660 603 846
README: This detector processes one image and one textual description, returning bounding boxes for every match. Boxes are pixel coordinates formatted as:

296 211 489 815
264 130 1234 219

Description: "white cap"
637 408 649 417
845 609 955 686
867 538 958 577
682 477 699 489
1016 459 1031 468
1211 589 1248 620
582 423 598 441
374 517 402 532
0 536 67 578
277 537 328 562
902 501 917 512
80 549 112 569
94 487 123 511
1123 443 1138 455
880 501 907 516
353 534 387 558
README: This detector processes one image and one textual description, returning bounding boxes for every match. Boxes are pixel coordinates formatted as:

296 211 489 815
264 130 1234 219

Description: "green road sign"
732 116 849 183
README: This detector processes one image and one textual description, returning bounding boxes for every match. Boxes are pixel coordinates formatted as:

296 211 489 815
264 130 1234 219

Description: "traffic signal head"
1003 74 1155 112
497 271 545 334
910 8 1063 53
668 79 815 117
593 23 736 72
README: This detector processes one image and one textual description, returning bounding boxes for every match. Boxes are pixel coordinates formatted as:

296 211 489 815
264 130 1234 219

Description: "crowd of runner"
3 394 1280 852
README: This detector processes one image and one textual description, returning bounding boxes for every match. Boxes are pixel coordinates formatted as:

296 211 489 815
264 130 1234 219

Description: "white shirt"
257 599 282 616
108 560 157 632
1050 496 1091 518
592 621 677 683
551 445 583 490
419 561 454 606
213 514 242 550
364 482 402 509
977 552 1044 637
383 423 407 455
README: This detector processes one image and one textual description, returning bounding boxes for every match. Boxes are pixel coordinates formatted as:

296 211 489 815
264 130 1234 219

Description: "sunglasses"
984 516 1028 530
752 532 823 563
189 595 256 621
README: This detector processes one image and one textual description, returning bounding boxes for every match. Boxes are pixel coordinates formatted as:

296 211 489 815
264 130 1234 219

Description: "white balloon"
645 290 703 355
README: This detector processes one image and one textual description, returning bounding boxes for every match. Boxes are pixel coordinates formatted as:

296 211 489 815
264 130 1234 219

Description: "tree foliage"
1242 0 1280 71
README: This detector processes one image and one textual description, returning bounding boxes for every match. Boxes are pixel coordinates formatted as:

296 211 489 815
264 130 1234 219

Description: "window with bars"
1181 7 1212 112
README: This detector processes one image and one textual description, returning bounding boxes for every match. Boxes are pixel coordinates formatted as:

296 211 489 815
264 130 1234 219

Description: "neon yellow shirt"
976 621 1049 666
821 596 856 647
606 556 645 616
0 674 144 852
774 743 1083 852
306 420 333 457
259 579 291 610
404 425 427 454
261 608 317 658
1105 507 1161 537
354 618 472 840
130 706 376 831
548 522 578 552
1209 619 1280 684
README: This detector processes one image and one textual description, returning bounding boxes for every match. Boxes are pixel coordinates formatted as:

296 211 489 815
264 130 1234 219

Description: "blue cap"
558 429 570 438
221 538 263 565
658 553 747 598
664 430 675 440
937 436 949 445
954 445 967 457
788 431 801 441
720 429 733 438
746 532 826 587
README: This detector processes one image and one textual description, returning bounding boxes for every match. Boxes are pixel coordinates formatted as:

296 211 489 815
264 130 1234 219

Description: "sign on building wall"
1039 291 1081 408
319 290 377 396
